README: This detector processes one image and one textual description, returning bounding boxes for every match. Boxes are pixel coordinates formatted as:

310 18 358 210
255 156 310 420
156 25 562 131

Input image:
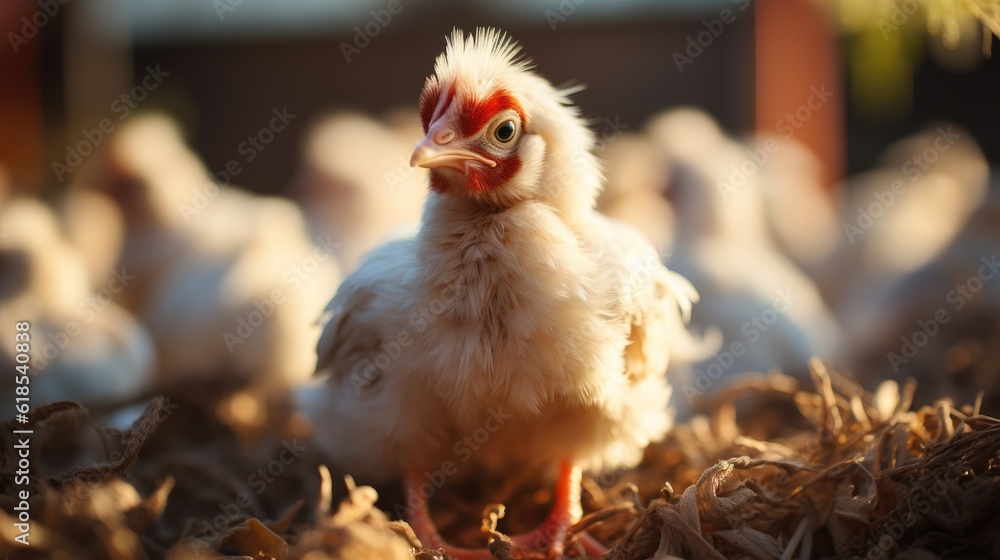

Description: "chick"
825 125 989 332
52 188 127 291
847 182 1000 412
758 137 841 279
86 113 342 388
646 109 842 397
292 111 427 272
299 29 699 559
596 132 675 252
0 195 155 408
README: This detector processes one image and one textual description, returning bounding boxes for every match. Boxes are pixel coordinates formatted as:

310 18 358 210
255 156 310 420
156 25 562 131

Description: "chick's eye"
494 120 516 143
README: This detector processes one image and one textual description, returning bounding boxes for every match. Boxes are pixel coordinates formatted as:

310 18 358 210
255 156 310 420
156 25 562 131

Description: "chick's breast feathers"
308 200 696 482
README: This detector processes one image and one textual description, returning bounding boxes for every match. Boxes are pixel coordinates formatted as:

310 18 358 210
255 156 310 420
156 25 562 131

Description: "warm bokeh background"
3 0 998 192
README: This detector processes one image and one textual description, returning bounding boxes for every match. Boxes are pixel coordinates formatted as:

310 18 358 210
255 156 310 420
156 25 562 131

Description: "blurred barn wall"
15 0 1000 195
127 17 755 195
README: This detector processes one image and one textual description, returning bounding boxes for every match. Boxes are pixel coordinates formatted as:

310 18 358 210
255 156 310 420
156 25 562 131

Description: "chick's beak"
409 126 496 171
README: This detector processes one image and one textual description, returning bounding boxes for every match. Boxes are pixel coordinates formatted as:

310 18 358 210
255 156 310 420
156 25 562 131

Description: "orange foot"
405 460 610 559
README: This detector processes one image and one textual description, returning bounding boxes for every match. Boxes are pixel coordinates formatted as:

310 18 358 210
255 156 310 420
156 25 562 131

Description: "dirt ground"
2 359 999 560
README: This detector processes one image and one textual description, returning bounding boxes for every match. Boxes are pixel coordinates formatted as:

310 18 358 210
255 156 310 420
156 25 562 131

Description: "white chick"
758 137 841 279
0 196 155 408
824 125 989 330
646 108 842 399
87 113 342 388
52 188 127 291
299 29 699 559
846 182 1000 412
292 111 427 272
596 132 675 252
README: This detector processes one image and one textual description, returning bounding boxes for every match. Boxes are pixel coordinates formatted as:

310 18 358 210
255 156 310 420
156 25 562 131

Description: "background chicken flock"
4 106 995 417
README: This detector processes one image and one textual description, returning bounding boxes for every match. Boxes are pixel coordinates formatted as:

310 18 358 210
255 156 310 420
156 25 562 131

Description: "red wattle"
466 153 521 194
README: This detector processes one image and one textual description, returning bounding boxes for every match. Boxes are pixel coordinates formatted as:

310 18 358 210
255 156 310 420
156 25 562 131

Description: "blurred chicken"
85 113 342 388
596 132 675 252
0 194 155 408
848 181 1000 412
292 111 427 271
646 109 842 396
823 125 989 325
52 188 126 291
299 29 698 559
382 105 427 147
759 137 841 278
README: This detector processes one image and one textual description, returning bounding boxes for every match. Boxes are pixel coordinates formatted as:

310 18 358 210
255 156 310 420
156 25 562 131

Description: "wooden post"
755 0 844 190
0 0 45 189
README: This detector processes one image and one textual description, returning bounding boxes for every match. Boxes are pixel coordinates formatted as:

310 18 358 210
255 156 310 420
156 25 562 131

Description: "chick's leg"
406 461 609 559
509 460 609 559
404 469 494 560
